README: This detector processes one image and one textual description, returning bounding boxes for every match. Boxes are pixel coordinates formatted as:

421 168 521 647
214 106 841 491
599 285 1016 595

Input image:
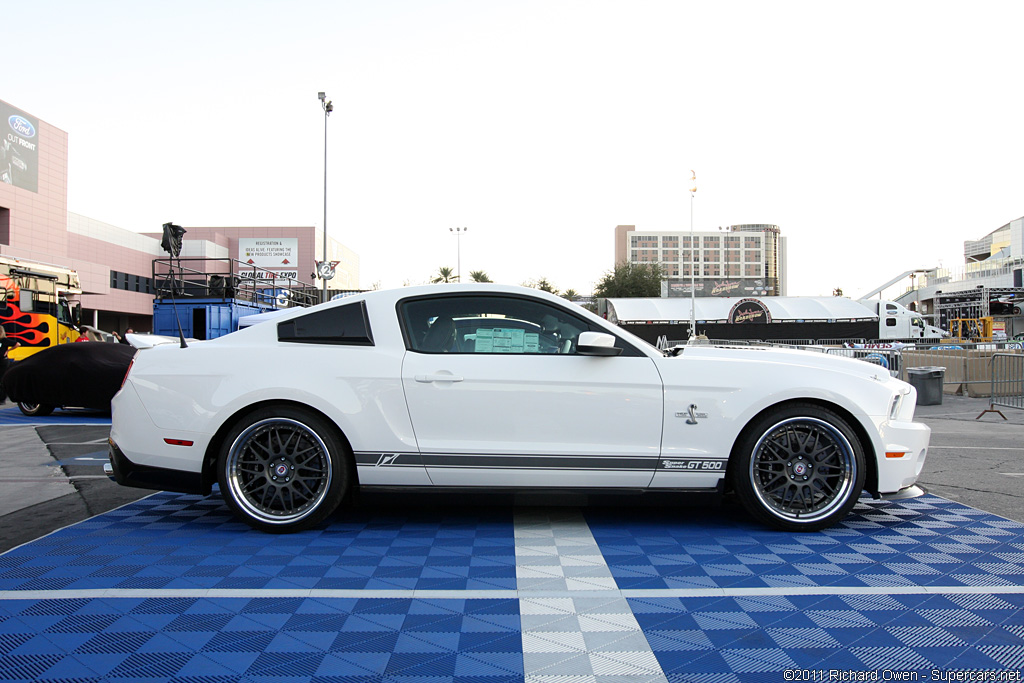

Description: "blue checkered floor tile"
1 492 1024 681
631 591 1024 680
0 493 517 592
587 495 1024 590
0 596 523 681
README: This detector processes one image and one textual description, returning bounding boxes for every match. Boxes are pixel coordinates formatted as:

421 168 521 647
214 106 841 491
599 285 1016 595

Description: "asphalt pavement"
912 393 1024 524
1 394 1023 554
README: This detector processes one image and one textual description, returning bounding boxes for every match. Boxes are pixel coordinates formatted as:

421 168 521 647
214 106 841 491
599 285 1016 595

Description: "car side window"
277 301 374 345
401 295 593 355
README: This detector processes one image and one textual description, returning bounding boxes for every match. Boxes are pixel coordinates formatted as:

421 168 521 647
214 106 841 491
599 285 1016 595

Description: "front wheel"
19 402 55 417
216 406 351 532
730 404 865 532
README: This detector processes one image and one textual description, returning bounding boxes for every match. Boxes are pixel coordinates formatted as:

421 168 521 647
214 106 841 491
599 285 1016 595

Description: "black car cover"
1 342 136 410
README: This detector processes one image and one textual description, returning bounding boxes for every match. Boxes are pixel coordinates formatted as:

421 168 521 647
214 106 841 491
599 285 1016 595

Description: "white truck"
859 299 946 341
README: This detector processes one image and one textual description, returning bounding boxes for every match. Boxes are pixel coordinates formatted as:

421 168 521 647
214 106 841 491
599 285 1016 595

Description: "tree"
562 288 579 301
469 270 492 283
524 277 558 294
535 277 557 294
593 261 663 298
431 266 457 283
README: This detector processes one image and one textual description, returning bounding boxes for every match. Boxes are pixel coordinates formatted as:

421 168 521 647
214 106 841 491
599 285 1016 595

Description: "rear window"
277 301 374 345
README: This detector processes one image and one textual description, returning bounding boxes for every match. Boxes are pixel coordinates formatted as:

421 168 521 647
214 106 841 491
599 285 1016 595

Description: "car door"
399 293 664 488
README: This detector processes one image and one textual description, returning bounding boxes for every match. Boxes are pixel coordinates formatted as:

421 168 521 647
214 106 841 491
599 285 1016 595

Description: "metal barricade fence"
899 342 1024 396
979 353 1024 419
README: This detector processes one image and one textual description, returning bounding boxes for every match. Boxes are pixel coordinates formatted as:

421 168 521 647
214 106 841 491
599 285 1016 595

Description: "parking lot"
1 397 1023 680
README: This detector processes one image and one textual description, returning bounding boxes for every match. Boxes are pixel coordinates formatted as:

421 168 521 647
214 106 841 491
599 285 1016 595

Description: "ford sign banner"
1 100 40 193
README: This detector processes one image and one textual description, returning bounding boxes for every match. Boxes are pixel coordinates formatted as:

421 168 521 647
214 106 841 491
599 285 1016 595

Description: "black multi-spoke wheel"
731 404 865 531
19 402 54 417
217 407 350 532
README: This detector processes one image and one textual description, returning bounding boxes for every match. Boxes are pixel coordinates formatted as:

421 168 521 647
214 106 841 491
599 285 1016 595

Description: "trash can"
907 366 945 406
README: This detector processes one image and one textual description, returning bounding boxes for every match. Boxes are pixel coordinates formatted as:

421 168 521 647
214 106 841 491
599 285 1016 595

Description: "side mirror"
577 331 622 356
72 302 82 327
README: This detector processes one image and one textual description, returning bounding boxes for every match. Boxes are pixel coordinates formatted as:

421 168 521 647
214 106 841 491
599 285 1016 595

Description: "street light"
450 227 467 282
688 170 697 340
318 91 333 303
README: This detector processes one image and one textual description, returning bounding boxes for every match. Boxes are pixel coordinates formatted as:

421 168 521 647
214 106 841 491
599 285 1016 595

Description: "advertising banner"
729 298 773 324
667 278 775 297
0 100 40 193
239 238 299 281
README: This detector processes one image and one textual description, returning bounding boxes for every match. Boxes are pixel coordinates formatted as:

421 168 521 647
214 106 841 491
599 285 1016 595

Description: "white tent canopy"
606 297 877 324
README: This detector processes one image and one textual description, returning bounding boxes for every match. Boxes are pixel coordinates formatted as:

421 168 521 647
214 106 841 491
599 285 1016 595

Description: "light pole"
450 227 467 282
688 170 697 340
318 91 333 303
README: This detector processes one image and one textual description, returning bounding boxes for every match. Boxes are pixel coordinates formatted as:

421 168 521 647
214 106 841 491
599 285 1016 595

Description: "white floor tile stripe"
4 584 1024 602
515 508 670 683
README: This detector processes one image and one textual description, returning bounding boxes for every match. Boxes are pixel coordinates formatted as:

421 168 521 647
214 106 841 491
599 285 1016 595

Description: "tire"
19 402 55 417
730 403 866 532
216 406 351 533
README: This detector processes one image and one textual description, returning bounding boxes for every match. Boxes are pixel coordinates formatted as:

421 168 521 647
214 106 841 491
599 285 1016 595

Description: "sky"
5 0 1024 298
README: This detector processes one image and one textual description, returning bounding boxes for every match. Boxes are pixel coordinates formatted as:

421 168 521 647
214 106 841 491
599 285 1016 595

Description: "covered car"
2 342 136 415
108 284 931 533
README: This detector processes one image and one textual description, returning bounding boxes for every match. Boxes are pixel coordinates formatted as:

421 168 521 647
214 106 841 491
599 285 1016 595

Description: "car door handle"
414 374 464 383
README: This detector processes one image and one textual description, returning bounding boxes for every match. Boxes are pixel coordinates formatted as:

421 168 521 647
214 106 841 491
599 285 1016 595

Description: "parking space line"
929 446 1024 450
45 439 110 445
0 475 111 482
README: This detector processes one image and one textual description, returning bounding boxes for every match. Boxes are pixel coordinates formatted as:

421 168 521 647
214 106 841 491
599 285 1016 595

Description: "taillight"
120 358 135 389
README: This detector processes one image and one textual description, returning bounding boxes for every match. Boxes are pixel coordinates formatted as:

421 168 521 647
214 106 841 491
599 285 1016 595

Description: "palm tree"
469 270 492 283
431 266 457 283
562 288 579 301
533 277 557 294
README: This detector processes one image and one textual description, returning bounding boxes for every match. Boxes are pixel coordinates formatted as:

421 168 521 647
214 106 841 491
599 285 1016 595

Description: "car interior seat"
421 315 456 352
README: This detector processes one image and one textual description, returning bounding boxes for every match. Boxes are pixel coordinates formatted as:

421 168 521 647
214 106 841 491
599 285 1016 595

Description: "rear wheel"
730 403 865 531
19 402 55 417
216 406 351 532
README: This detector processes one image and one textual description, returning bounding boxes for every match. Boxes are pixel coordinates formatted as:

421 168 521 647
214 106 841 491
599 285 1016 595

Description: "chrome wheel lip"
226 417 333 526
749 416 856 524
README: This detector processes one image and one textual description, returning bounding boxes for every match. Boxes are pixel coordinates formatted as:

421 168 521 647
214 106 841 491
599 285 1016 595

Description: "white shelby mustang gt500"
108 284 930 533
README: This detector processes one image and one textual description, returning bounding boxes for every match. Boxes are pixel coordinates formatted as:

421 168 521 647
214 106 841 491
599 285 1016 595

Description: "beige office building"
614 223 787 297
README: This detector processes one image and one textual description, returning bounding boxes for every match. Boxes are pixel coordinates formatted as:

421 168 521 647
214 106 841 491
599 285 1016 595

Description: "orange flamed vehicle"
1 255 83 360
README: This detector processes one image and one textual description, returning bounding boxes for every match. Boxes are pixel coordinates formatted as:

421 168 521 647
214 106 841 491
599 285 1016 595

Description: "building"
1 98 358 333
893 216 1024 332
613 223 787 297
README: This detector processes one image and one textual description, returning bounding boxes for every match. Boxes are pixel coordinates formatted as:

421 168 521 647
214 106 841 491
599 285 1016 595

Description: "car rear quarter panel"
122 341 417 461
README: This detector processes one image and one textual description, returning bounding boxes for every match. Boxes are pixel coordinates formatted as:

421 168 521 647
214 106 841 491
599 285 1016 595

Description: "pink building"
0 99 358 333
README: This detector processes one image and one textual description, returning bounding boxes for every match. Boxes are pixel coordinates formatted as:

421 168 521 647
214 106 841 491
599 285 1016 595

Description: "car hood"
670 343 896 382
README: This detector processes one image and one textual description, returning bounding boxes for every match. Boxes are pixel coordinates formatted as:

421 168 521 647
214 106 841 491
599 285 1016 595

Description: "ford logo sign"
8 115 35 138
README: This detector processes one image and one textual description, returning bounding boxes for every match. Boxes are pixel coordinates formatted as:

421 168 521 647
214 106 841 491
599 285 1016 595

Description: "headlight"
889 389 909 420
